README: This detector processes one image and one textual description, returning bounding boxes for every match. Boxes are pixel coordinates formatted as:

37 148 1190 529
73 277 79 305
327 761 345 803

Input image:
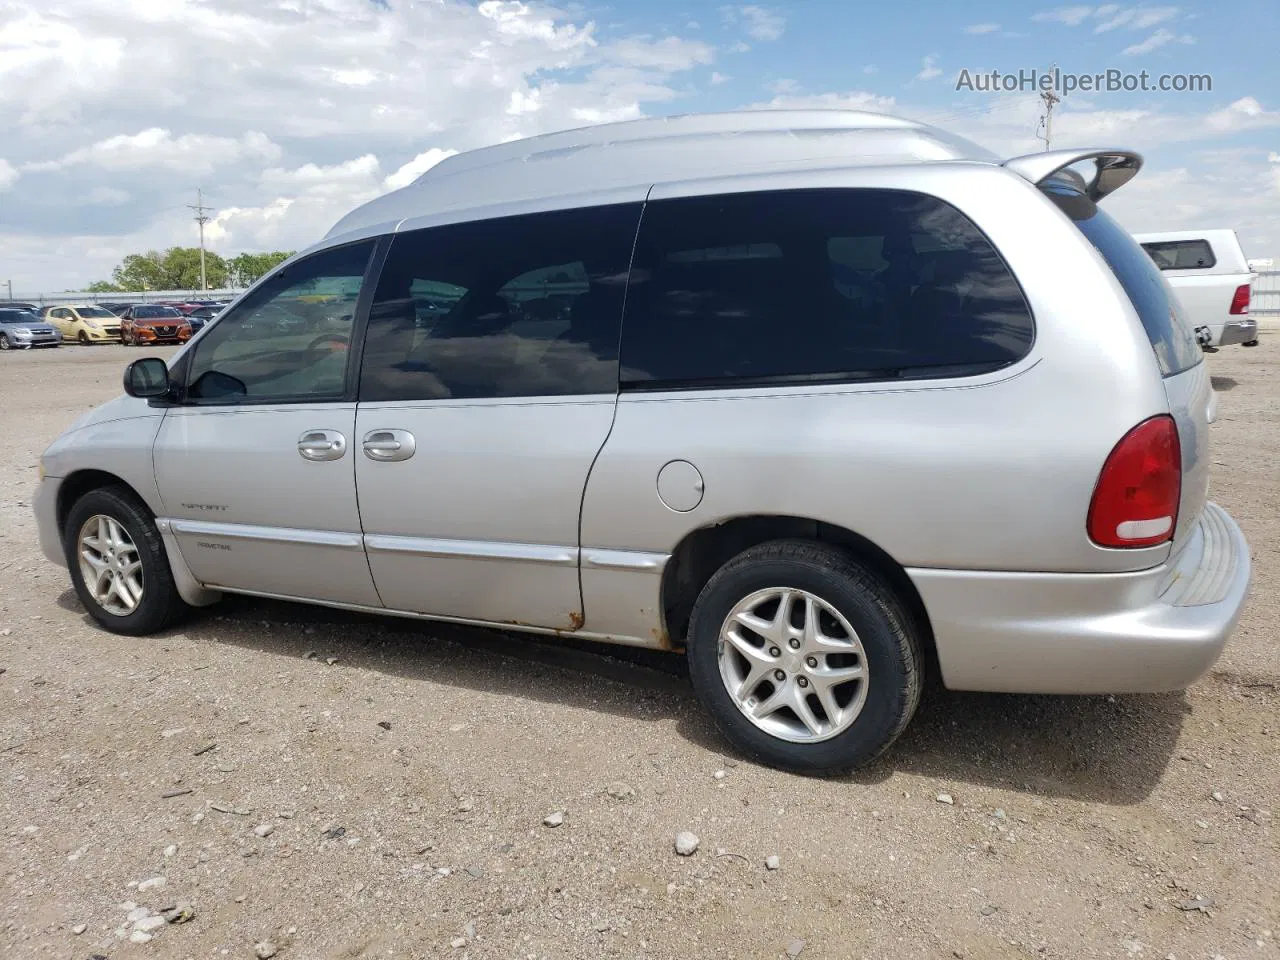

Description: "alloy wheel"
76 514 145 616
717 587 869 743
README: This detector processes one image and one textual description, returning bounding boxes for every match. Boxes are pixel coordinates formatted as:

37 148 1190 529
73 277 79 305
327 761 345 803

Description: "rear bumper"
1217 318 1258 346
910 502 1251 694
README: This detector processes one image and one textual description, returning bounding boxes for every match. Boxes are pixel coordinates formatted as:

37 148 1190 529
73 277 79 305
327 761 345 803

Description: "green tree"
111 251 168 290
160 246 229 289
229 251 294 288
85 280 124 293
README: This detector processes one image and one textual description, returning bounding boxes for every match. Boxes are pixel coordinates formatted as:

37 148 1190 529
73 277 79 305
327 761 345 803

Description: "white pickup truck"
1134 229 1258 349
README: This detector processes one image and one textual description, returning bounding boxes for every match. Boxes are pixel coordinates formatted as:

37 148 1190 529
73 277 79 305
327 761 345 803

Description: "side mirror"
123 357 171 399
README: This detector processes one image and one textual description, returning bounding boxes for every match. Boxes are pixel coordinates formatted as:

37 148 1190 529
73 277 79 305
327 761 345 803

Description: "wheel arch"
659 514 938 679
56 469 151 542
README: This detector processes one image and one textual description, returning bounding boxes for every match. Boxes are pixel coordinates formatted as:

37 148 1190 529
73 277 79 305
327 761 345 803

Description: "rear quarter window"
1043 183 1201 377
620 187 1034 388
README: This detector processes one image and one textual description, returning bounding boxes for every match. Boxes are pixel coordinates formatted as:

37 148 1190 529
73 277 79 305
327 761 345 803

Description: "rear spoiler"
1002 149 1143 201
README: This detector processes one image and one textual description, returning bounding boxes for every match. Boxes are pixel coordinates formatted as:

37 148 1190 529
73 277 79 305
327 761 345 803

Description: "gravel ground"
1 341 1276 960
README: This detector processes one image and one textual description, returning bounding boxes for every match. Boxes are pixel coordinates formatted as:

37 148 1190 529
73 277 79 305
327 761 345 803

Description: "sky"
1 0 1277 294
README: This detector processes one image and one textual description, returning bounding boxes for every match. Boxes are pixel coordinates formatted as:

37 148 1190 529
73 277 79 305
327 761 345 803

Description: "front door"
352 202 642 628
153 239 383 607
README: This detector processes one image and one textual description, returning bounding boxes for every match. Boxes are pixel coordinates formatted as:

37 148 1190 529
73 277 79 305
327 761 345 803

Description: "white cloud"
863 65 879 75
915 56 943 81
1032 5 1095 25
769 78 800 95
1095 5 1179 31
964 23 1001 34
383 148 460 191
720 5 785 42
0 0 720 290
1122 28 1194 54
710 71 731 85
0 158 17 191
27 129 281 175
607 36 715 71
85 186 129 206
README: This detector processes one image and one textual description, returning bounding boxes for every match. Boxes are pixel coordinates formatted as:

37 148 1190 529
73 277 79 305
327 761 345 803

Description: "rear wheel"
686 539 922 776
64 486 189 635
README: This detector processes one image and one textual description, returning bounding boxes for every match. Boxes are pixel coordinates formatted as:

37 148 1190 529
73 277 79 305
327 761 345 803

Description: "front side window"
359 203 641 402
1140 239 1216 271
620 188 1034 388
185 240 375 402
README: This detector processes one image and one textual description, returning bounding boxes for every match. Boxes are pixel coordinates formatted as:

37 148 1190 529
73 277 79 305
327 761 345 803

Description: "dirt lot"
1 341 1276 960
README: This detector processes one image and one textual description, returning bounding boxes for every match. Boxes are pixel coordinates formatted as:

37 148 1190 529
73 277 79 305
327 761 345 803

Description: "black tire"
686 539 922 776
78 330 90 344
0 334 9 350
63 485 189 635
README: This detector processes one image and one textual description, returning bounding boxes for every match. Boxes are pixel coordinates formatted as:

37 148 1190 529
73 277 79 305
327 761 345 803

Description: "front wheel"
64 486 189 635
686 540 923 776
0 334 9 350
78 330 90 344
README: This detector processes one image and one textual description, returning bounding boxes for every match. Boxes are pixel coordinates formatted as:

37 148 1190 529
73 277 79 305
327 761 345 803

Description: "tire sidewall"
63 489 172 633
687 552 915 774
0 334 9 350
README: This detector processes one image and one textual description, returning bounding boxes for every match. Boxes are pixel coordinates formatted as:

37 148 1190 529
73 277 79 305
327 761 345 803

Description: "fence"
11 289 240 307
1252 270 1280 317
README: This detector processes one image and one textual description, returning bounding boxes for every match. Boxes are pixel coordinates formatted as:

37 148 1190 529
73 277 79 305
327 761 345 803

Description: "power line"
186 188 213 292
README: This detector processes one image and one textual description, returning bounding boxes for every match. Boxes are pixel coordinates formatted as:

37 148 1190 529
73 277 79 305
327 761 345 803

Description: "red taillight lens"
1229 283 1251 315
1088 415 1182 548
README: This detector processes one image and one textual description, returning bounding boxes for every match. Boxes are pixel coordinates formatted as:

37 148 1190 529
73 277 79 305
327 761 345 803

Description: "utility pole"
4 279 11 301
187 188 212 291
1036 64 1060 151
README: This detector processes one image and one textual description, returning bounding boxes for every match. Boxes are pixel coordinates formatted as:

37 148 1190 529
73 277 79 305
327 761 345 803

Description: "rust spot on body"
568 611 585 631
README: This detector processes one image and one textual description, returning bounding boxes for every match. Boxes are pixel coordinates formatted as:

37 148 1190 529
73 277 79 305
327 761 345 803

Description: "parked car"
96 302 136 317
41 304 123 344
1134 230 1258 348
32 111 1252 775
117 305 193 346
185 304 225 332
0 300 39 312
0 307 60 349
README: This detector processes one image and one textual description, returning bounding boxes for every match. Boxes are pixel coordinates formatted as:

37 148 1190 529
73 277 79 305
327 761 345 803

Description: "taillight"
1088 415 1181 548
1229 283 1251 315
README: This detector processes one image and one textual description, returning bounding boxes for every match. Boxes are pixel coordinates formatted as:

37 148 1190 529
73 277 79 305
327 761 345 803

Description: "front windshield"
134 306 182 319
76 306 116 318
0 309 37 324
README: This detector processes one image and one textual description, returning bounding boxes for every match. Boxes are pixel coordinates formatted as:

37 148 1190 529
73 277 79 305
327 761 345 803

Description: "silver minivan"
34 111 1252 774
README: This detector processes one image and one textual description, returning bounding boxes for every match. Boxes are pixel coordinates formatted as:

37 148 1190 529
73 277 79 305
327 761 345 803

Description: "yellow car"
41 304 123 344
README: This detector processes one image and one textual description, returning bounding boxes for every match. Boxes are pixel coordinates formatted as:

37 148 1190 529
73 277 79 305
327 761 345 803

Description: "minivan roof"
323 109 1141 243
326 110 1002 240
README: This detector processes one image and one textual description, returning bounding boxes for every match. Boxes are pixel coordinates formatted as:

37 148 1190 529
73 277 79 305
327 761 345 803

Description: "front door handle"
362 429 416 462
298 429 347 461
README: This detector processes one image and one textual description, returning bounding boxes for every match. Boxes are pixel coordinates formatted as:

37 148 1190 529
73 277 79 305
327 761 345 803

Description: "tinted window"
1044 183 1201 377
620 188 1033 388
185 240 375 402
132 306 182 319
0 310 36 324
359 203 640 402
1140 239 1216 271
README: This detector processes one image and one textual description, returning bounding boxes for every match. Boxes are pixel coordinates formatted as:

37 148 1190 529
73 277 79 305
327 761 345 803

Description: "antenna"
186 188 213 291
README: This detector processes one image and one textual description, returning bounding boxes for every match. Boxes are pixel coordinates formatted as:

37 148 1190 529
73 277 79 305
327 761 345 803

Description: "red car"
118 305 193 345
